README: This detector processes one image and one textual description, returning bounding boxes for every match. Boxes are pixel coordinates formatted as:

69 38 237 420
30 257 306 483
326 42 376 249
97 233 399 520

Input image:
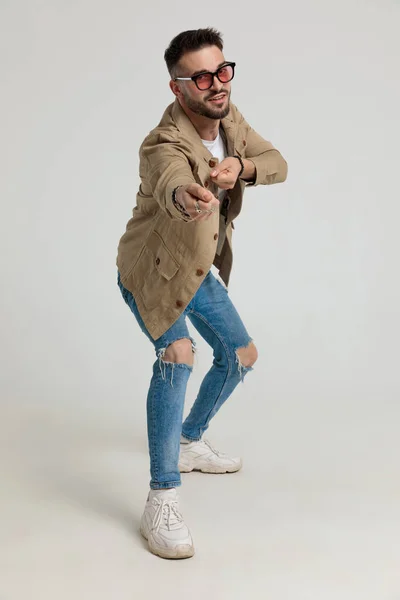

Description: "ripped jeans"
117 270 253 489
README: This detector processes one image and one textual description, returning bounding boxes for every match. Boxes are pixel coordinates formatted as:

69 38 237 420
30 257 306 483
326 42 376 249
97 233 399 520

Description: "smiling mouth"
208 94 226 101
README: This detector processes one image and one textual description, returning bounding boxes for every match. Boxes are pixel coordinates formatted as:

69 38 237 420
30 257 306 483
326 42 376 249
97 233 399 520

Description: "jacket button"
196 269 204 276
204 180 209 188
155 257 160 265
176 300 183 308
209 159 217 167
243 140 247 146
214 233 218 240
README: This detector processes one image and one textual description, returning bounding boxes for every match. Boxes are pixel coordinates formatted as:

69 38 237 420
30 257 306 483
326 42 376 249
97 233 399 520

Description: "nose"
209 74 223 92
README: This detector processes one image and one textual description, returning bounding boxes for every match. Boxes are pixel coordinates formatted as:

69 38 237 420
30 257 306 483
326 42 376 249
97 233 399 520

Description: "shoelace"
203 438 226 457
152 498 184 533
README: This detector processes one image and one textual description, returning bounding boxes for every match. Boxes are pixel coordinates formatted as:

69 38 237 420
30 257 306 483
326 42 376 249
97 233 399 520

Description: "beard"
182 88 231 120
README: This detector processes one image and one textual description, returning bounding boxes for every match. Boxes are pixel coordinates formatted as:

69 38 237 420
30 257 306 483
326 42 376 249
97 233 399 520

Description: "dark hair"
164 28 224 78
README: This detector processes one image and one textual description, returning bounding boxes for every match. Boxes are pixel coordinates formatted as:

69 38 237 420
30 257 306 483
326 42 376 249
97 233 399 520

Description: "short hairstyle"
164 28 224 78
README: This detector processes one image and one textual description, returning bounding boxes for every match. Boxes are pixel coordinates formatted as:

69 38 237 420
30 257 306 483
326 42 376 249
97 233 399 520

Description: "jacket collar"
171 98 236 162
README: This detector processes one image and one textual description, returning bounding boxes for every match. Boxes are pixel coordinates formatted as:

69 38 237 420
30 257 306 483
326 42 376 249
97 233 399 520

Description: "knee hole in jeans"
236 341 258 368
161 338 195 367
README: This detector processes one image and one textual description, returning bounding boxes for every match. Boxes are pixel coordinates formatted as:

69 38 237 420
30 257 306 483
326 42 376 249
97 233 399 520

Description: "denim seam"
150 372 159 484
180 434 195 442
186 308 234 436
151 480 182 490
158 362 193 369
180 433 201 442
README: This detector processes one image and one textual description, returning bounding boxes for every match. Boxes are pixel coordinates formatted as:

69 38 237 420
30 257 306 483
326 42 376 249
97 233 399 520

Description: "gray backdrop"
1 1 399 598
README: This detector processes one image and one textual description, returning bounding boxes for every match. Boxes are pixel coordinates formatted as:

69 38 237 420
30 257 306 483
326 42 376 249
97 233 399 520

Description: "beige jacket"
116 98 287 339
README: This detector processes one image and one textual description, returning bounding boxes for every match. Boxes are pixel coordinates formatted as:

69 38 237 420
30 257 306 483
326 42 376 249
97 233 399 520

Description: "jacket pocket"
146 230 180 280
135 231 180 310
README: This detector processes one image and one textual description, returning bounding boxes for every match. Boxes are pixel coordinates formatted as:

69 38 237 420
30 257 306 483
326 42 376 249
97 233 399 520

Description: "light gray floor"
1 385 399 600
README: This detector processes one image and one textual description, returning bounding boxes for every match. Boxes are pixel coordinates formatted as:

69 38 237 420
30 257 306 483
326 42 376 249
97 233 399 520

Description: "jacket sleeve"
237 111 288 186
141 132 197 222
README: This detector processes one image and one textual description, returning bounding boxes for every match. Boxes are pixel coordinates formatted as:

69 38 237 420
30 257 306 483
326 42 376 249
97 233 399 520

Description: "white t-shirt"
200 129 228 203
200 128 228 282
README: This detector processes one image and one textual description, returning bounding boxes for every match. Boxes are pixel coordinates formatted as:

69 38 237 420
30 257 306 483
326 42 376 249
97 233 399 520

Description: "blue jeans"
117 270 253 489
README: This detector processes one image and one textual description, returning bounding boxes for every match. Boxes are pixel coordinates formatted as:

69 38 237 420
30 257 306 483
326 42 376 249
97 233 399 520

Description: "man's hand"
175 183 220 221
209 157 242 190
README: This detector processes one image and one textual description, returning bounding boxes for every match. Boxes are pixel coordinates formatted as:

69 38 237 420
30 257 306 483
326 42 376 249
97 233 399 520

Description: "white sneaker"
179 438 242 474
139 488 195 559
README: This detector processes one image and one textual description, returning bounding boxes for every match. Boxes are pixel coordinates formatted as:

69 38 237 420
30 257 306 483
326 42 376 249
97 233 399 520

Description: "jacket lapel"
172 99 213 163
171 98 241 225
220 114 236 158
172 98 237 164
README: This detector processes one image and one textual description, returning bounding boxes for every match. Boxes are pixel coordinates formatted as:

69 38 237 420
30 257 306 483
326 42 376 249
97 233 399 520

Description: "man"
116 28 287 559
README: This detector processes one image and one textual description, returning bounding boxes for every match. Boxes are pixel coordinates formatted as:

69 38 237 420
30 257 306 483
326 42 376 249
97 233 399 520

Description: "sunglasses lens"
196 74 213 90
218 64 234 82
194 64 235 89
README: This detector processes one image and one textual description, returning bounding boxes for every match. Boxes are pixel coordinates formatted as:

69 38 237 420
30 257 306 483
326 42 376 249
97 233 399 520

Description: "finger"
192 205 217 221
211 167 230 177
211 170 230 181
199 189 215 203
190 206 207 221
196 199 219 212
187 184 214 203
193 211 209 222
189 198 218 218
213 182 232 190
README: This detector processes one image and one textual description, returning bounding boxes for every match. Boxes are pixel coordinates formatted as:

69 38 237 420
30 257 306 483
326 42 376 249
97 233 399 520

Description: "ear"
169 79 181 98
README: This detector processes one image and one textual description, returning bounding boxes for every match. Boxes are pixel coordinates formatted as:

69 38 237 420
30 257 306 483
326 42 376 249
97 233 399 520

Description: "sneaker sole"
140 527 195 560
179 462 242 474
